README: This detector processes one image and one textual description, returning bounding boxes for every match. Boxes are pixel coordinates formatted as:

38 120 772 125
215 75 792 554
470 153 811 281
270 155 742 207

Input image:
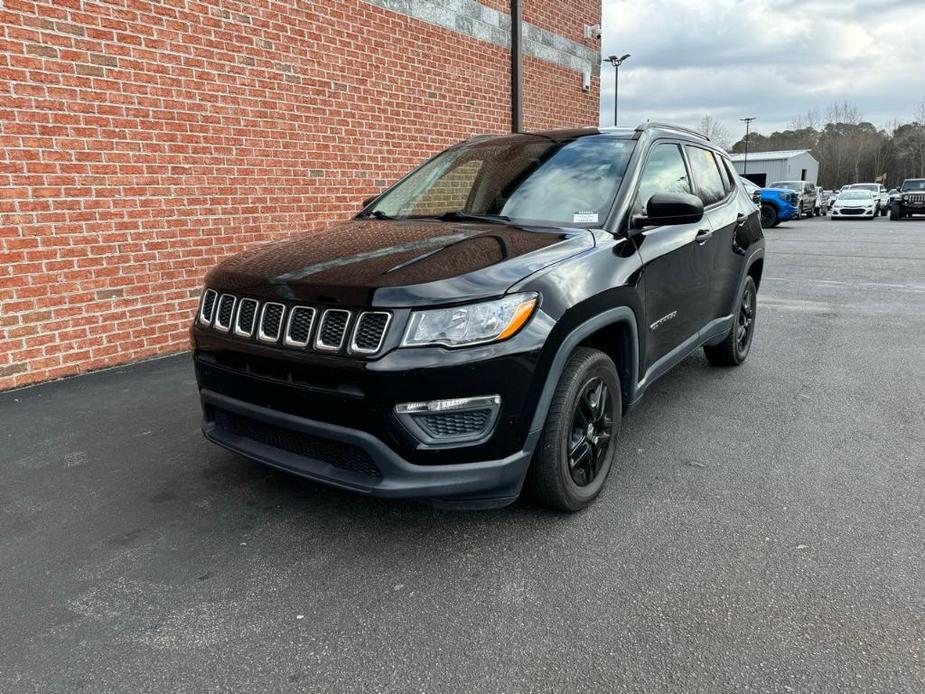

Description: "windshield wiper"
359 210 398 220
411 211 513 225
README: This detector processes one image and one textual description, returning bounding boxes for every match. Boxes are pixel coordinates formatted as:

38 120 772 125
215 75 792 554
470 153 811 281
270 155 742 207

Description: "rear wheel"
760 203 778 228
704 276 757 367
527 348 621 512
880 204 888 216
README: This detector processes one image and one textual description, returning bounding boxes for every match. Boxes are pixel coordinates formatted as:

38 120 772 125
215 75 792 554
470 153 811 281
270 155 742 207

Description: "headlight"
903 194 910 201
402 293 538 348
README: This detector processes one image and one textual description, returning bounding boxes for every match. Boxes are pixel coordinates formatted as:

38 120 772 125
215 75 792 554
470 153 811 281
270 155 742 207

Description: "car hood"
763 187 798 196
834 198 873 206
205 218 595 307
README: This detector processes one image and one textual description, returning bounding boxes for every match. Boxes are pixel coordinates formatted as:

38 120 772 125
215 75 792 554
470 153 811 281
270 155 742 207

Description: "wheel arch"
527 307 639 435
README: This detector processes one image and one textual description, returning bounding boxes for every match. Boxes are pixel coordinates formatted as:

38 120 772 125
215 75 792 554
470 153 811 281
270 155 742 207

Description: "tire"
760 203 778 228
526 347 621 512
704 276 757 367
890 205 900 221
880 205 887 216
813 206 819 217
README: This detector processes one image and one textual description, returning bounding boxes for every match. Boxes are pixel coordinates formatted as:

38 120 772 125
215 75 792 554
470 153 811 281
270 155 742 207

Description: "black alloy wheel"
704 275 758 367
735 281 756 358
566 377 614 487
527 347 621 511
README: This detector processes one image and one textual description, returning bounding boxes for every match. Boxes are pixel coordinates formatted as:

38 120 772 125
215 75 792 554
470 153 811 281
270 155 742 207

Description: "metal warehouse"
730 150 820 187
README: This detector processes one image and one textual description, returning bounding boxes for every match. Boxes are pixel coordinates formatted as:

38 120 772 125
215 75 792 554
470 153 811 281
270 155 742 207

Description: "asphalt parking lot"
2 216 924 693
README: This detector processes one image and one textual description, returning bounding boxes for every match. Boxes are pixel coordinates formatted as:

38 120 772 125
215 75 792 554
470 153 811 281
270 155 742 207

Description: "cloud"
600 0 925 137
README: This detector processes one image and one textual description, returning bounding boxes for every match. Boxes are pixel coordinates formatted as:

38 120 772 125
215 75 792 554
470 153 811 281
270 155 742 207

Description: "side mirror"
635 192 704 229
362 195 376 208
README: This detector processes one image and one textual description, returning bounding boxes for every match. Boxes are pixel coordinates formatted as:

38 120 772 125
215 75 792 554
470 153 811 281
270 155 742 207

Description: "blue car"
740 178 800 228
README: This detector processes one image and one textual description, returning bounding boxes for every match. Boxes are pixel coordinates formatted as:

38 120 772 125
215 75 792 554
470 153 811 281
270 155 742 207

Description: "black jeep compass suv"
192 123 764 511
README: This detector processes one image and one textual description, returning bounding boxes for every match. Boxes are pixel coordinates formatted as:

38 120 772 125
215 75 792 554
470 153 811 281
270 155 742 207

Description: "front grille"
351 312 390 353
198 289 390 357
907 193 925 203
285 306 315 347
316 309 351 351
417 409 492 438
840 208 864 215
210 407 381 479
199 289 218 325
214 294 236 332
235 298 259 337
258 303 286 343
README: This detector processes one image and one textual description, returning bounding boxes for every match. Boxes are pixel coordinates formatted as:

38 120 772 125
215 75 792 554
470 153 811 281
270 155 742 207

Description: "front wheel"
704 276 757 367
760 203 778 228
527 347 621 512
890 205 900 221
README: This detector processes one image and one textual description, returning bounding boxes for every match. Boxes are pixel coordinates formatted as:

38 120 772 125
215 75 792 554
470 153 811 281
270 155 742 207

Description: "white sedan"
830 189 878 219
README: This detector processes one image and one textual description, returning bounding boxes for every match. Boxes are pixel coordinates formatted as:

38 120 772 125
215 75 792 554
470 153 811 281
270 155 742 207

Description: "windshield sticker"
573 211 599 224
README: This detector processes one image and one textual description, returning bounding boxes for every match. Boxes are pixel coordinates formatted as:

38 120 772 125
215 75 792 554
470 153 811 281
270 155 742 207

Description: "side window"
685 146 726 206
719 156 738 193
636 143 691 211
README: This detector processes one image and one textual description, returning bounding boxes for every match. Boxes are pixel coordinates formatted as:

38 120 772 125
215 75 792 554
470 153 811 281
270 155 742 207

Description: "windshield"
363 135 635 226
850 184 878 192
770 181 801 192
902 179 925 191
839 190 873 200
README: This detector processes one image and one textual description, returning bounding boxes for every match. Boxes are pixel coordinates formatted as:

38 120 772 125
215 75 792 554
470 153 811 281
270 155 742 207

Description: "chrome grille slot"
284 306 316 347
257 302 286 343
351 312 391 354
234 298 259 337
214 294 236 332
199 289 218 325
315 309 351 351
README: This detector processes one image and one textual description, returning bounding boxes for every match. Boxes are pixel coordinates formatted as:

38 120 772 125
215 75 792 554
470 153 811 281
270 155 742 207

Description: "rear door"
633 141 712 369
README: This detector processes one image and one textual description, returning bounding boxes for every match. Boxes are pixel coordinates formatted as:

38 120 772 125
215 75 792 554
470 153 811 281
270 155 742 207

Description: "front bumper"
832 207 875 217
778 201 799 221
192 312 555 506
201 389 537 508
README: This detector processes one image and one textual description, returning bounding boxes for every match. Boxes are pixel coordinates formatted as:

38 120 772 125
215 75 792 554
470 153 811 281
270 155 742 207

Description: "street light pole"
604 54 631 126
740 117 756 175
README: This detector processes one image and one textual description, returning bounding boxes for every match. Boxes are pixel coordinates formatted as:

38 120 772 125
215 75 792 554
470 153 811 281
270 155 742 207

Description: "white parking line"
764 277 925 294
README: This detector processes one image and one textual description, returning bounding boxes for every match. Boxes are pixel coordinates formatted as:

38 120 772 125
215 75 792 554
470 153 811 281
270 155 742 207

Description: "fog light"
395 395 501 445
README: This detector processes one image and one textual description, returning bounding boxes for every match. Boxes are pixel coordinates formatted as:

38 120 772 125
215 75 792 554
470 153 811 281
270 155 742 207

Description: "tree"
696 115 731 150
726 97 925 188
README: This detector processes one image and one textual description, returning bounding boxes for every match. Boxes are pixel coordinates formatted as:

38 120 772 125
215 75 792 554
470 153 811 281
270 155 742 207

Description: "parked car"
740 178 800 227
848 183 889 216
769 180 817 217
831 189 878 219
190 124 765 511
890 178 925 220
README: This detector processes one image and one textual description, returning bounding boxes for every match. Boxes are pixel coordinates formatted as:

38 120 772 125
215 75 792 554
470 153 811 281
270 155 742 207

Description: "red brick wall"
1 0 600 390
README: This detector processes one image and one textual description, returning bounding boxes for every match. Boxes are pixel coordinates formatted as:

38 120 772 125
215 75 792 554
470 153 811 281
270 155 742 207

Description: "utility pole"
604 54 630 126
740 117 756 175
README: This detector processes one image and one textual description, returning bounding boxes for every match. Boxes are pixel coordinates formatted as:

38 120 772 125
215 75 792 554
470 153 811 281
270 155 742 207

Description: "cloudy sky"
600 0 925 140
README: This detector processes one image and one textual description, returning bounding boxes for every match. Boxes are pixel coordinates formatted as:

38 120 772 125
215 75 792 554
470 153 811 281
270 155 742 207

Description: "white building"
729 149 819 188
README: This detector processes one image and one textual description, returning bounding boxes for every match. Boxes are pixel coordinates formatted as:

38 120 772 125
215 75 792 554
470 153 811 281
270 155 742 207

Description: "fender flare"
527 306 639 435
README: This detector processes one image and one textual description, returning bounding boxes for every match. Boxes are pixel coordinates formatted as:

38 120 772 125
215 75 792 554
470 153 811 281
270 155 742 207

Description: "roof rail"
634 121 710 141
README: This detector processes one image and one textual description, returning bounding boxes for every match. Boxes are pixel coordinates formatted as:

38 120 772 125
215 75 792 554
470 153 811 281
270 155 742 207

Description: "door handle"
695 228 713 244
